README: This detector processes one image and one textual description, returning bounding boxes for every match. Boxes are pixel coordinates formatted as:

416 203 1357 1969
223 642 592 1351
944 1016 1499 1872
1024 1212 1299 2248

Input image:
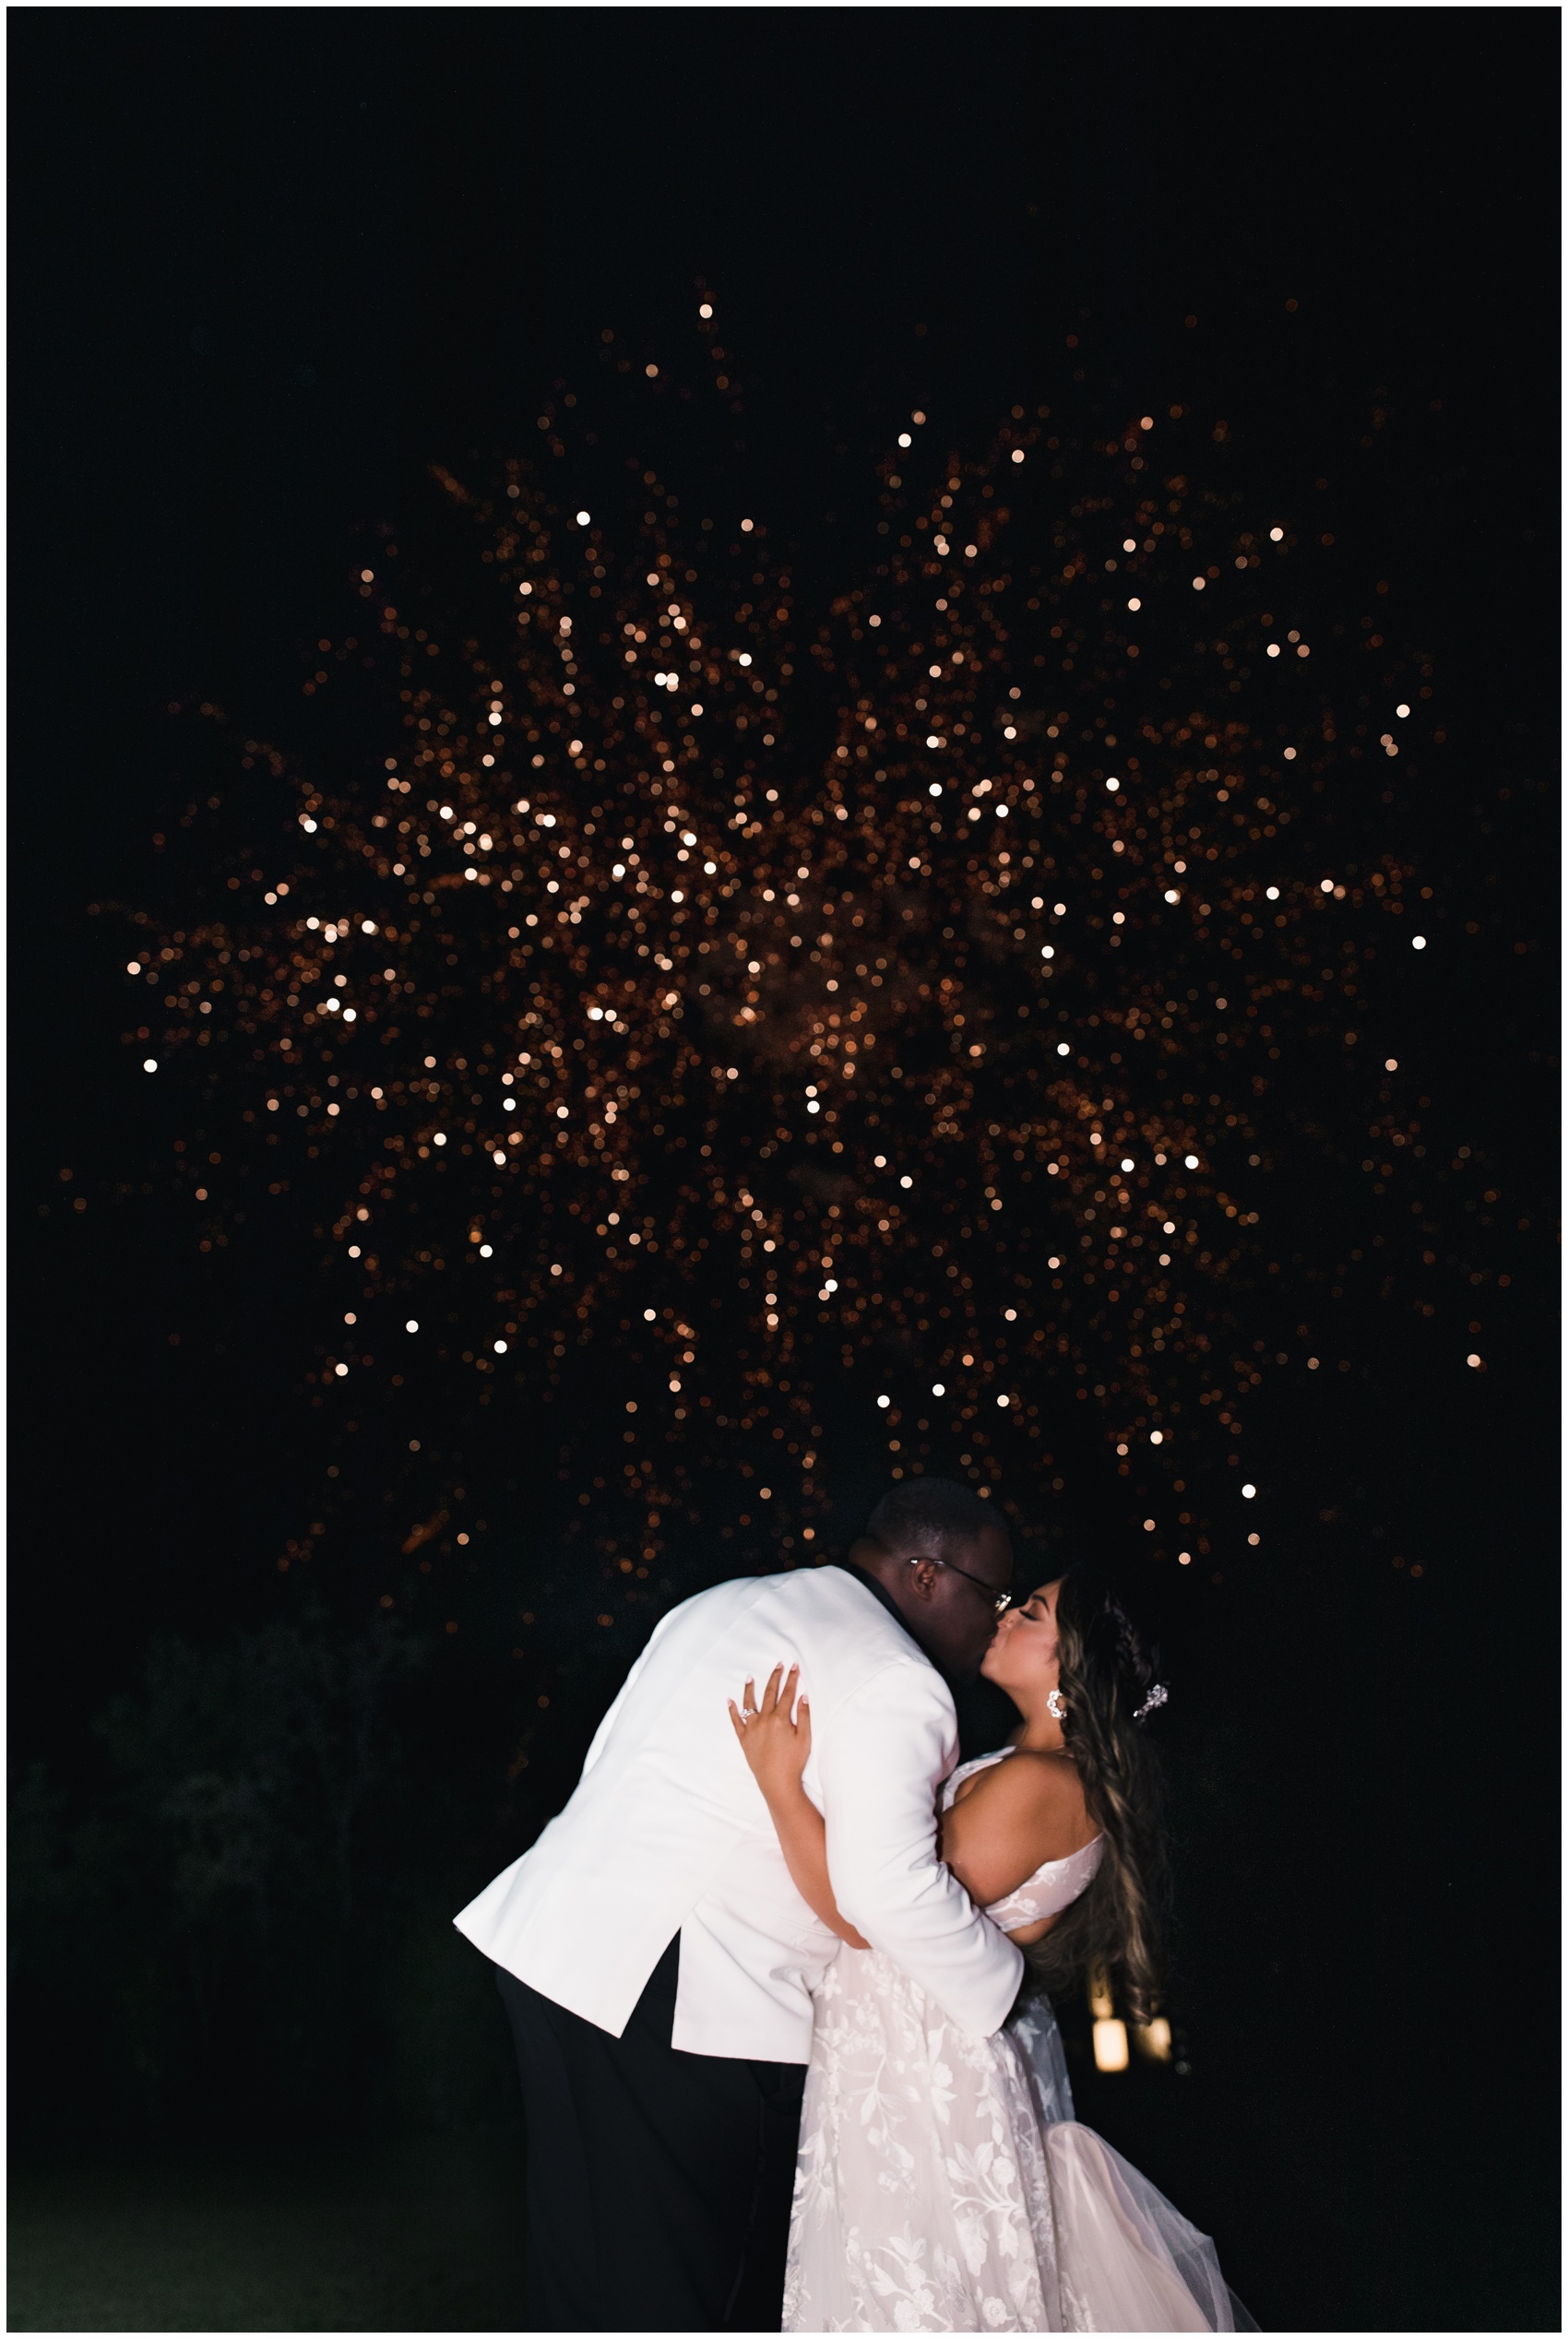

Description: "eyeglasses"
909 1553 1014 1617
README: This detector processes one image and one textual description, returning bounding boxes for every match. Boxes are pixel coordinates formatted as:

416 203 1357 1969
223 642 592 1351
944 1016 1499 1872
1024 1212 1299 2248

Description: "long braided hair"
1020 1568 1170 2024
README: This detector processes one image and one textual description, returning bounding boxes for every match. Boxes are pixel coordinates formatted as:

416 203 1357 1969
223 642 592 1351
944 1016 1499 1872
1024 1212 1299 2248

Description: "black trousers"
496 1939 806 2333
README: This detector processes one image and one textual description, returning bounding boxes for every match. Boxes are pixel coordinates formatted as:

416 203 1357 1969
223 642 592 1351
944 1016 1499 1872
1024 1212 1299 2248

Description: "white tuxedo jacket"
454 1564 1022 2061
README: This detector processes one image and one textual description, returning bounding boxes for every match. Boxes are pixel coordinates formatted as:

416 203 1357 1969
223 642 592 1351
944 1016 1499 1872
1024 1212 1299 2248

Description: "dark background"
10 13 1559 2333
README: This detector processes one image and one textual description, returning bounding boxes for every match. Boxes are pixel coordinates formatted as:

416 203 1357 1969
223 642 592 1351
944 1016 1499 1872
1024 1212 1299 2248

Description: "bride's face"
980 1579 1064 1704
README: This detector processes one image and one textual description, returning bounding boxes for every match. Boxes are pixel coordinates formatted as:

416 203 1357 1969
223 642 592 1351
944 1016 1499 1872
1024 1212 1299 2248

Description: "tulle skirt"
784 1946 1254 2333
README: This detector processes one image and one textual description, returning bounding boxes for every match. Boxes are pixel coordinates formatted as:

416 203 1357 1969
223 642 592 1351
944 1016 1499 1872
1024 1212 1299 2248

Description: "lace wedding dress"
784 1751 1253 2333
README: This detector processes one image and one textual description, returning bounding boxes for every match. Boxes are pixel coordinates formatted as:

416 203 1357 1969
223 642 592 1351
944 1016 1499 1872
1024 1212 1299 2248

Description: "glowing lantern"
1133 2016 1173 2063
1087 1957 1131 2072
1093 2018 1130 2073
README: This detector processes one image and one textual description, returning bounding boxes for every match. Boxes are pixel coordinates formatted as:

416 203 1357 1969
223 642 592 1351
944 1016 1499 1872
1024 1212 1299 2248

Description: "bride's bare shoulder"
953 1748 1089 1846
953 1747 1074 1805
941 1747 1095 1894
1004 1747 1083 1803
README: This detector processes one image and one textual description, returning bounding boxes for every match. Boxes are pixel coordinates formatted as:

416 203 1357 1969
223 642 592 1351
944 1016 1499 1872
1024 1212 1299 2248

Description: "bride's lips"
981 1610 1019 1667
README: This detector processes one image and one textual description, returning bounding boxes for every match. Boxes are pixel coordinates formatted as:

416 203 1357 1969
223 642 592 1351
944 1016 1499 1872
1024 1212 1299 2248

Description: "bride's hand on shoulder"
728 1663 811 1803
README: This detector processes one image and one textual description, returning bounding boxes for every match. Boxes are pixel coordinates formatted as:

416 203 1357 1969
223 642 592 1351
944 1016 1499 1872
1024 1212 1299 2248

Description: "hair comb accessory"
1133 1681 1168 1723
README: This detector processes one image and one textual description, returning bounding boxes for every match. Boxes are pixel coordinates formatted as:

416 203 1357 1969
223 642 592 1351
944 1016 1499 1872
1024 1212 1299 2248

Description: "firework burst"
121 347 1442 1623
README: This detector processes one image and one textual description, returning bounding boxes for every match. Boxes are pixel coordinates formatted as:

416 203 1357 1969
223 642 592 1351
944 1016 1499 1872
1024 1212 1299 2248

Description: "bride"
731 1570 1254 2333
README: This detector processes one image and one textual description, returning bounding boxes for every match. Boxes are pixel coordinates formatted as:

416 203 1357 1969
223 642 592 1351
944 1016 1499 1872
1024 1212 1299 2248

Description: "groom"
455 1477 1021 2333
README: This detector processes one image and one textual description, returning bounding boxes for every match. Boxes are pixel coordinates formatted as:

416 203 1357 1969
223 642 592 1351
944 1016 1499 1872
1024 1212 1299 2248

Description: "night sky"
11 17 1557 2333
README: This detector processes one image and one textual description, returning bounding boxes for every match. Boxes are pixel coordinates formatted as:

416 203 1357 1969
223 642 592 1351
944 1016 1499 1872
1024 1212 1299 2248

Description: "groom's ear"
903 1555 942 1602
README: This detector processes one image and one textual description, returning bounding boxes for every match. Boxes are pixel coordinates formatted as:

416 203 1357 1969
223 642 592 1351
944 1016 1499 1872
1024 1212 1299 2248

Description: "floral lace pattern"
783 1940 1246 2331
785 1945 1069 2332
785 1746 1249 2333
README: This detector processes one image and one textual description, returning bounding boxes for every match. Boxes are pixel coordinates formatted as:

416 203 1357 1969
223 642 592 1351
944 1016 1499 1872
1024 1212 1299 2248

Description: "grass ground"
8 2081 1557 2331
7 2127 528 2333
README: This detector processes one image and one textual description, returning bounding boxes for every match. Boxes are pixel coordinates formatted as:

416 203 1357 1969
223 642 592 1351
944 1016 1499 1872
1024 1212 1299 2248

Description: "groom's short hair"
863 1477 998 1559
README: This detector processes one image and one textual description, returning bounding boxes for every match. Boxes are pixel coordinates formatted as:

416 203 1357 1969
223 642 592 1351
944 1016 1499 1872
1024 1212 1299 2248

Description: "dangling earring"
1046 1689 1066 1721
